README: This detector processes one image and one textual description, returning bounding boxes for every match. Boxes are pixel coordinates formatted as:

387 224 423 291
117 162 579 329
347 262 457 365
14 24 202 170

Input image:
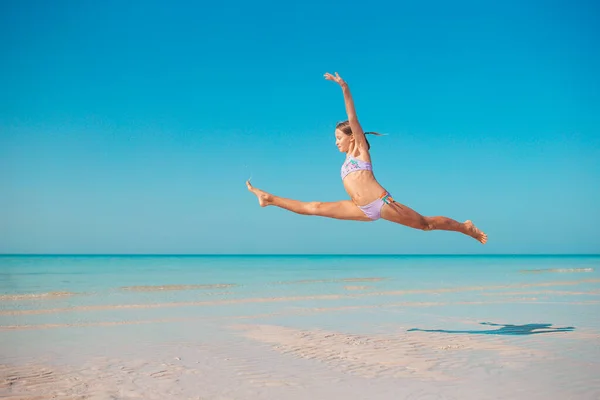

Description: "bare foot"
464 220 488 244
246 180 272 207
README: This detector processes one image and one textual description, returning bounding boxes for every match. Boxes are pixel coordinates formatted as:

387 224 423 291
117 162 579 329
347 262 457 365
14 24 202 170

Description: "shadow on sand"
407 322 575 336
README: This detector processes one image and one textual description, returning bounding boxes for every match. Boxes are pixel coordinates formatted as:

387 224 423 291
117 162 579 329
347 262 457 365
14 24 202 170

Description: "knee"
419 217 434 231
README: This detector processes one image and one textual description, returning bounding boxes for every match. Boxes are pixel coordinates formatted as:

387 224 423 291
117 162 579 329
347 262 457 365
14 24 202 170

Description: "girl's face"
335 129 353 153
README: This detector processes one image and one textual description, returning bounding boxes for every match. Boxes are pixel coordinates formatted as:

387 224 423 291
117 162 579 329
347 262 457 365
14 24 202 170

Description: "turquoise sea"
1 254 599 399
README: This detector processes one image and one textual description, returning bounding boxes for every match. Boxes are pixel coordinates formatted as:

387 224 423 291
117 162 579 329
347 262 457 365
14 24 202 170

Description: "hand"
324 72 347 87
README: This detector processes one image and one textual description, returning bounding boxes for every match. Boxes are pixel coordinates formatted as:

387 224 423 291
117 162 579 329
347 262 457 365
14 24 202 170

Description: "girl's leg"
380 200 488 244
247 181 371 221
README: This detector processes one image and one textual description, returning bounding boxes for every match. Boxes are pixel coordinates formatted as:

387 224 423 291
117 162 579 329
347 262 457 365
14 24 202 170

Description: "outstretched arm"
324 72 368 150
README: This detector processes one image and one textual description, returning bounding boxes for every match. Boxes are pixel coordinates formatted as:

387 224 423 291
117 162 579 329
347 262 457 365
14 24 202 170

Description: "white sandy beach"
2 256 600 399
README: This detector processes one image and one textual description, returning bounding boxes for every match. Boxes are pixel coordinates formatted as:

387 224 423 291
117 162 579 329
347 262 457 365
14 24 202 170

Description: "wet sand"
2 272 600 399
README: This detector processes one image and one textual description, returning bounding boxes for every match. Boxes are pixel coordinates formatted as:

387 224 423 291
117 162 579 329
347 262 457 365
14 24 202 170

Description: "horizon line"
1 253 599 257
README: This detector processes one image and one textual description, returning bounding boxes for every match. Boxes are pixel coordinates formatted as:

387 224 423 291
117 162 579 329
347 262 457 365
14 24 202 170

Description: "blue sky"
1 0 598 254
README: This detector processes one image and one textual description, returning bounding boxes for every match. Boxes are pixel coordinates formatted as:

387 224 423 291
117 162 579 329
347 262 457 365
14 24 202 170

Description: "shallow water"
1 255 599 399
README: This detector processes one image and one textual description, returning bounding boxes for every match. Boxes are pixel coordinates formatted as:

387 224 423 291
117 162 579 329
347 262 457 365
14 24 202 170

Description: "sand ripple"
0 364 88 398
120 283 236 292
275 277 388 284
344 285 371 291
2 278 599 317
480 290 600 297
0 291 76 301
0 361 187 399
234 324 546 381
520 268 594 273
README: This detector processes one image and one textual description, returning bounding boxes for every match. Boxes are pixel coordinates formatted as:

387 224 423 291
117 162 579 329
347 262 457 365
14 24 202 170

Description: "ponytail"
365 131 385 136
364 131 386 149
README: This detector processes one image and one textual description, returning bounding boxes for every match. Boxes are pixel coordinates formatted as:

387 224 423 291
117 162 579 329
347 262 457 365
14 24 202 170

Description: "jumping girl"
247 72 487 244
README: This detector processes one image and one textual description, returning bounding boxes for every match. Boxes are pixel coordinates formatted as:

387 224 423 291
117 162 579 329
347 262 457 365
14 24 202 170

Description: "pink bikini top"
341 154 372 180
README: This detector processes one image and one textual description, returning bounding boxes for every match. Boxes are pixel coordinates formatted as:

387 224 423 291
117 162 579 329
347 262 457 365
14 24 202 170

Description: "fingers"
324 72 342 82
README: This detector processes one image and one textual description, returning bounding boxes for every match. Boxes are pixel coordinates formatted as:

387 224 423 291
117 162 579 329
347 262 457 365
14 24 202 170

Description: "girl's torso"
341 153 386 205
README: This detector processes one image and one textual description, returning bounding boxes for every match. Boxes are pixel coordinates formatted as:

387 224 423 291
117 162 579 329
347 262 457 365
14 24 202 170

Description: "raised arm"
324 72 368 150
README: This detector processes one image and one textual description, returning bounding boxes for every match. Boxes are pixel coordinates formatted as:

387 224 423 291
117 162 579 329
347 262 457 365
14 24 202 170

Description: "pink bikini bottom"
358 191 394 220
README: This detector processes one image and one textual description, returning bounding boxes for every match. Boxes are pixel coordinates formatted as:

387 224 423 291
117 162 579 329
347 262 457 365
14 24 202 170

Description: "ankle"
263 194 274 205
